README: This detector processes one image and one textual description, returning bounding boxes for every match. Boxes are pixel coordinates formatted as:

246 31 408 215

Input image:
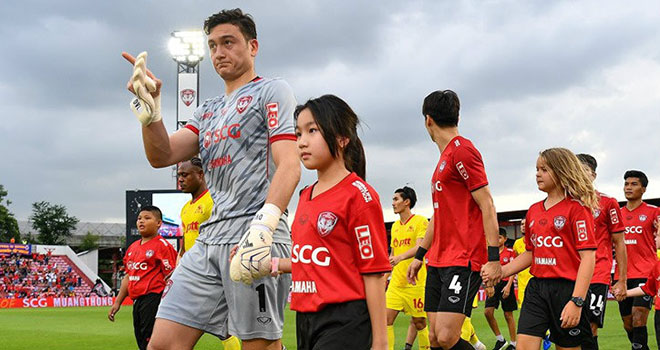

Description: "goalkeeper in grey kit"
123 8 300 350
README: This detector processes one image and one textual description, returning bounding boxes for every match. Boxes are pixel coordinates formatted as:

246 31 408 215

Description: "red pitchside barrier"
0 296 134 309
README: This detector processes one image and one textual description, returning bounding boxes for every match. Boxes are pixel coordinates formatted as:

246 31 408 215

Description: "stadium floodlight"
168 31 205 65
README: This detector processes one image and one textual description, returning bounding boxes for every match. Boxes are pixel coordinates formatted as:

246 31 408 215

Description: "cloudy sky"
1 0 659 225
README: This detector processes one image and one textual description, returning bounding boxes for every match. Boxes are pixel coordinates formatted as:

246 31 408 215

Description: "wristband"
488 246 500 262
414 247 428 261
270 257 280 277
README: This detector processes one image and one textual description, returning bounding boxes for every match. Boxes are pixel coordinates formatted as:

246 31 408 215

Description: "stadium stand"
0 252 94 298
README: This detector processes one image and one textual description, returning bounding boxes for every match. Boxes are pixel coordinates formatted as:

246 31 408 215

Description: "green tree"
29 201 79 245
78 232 100 251
0 184 21 243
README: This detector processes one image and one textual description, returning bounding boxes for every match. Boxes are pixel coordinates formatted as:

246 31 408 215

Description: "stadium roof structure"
18 221 124 247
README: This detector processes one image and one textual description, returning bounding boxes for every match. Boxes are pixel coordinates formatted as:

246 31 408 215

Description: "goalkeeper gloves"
230 203 282 285
129 51 161 126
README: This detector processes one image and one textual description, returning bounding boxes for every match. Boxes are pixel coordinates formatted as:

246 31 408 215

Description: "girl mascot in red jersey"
483 148 598 350
267 95 391 350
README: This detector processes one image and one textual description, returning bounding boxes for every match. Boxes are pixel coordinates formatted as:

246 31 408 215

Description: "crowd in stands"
0 252 83 298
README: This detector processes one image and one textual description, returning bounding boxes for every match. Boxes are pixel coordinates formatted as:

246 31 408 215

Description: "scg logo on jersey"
127 261 148 271
203 124 241 148
625 226 643 234
531 234 564 248
291 244 330 266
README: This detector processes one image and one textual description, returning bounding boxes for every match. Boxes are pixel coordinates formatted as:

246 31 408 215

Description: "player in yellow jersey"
460 295 486 350
177 157 241 350
386 187 431 350
512 218 531 308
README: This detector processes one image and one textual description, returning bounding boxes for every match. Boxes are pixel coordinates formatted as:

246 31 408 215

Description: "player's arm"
501 250 533 278
611 231 627 300
108 274 129 322
560 249 595 328
264 139 301 212
626 287 646 298
390 237 424 266
363 273 388 350
472 185 502 285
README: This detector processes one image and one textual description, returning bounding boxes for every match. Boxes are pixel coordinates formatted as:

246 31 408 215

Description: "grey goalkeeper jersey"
185 77 296 244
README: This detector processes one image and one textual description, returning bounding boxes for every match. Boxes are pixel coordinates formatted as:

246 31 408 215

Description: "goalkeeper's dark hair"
422 89 460 127
395 186 417 209
204 8 257 40
294 95 366 180
139 205 162 221
576 153 597 173
624 170 648 188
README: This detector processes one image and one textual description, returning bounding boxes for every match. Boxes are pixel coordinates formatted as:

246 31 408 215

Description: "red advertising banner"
0 296 133 309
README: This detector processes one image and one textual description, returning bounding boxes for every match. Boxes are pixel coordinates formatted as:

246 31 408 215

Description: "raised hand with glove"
122 51 162 126
230 203 282 285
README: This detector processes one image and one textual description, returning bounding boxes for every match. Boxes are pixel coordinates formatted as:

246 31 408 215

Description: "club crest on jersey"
145 250 154 258
593 209 600 218
317 212 338 237
180 89 196 107
439 160 446 172
236 96 253 114
639 214 647 222
576 220 588 241
554 216 566 231
456 162 469 180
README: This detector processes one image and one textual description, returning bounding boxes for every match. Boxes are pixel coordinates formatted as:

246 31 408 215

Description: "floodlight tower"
168 31 205 188
168 31 205 131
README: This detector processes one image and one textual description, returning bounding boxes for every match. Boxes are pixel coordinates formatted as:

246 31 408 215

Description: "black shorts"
485 280 518 312
424 265 482 317
132 292 162 350
518 278 593 348
587 283 609 328
617 278 653 317
296 300 371 350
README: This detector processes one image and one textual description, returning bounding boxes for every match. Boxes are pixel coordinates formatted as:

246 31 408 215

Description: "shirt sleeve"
452 143 489 191
184 102 209 136
607 198 625 234
415 216 429 240
524 211 534 252
260 79 297 143
348 200 392 274
571 204 597 250
158 239 178 274
641 265 658 296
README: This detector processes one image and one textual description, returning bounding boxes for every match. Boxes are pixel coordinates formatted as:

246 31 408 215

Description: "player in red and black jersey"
266 95 391 350
576 154 627 350
108 206 178 350
616 170 659 350
407 90 501 350
491 148 598 350
625 229 660 350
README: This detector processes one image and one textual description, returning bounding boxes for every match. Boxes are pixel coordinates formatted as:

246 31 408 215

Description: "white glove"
230 204 282 285
129 51 161 126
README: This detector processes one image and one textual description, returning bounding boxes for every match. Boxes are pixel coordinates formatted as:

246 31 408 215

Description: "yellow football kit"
513 237 531 307
180 190 213 252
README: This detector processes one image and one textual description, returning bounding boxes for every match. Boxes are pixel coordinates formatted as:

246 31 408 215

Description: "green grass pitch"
0 301 655 349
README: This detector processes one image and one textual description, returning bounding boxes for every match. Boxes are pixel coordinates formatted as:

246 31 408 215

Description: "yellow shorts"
386 286 426 318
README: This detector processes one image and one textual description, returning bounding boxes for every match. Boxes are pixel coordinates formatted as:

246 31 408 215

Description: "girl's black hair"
395 186 417 209
294 95 366 179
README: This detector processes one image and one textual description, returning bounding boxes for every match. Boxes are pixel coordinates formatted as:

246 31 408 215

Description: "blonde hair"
539 148 599 212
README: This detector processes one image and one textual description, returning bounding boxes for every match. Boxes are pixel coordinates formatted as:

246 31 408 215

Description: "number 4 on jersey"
449 275 462 294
